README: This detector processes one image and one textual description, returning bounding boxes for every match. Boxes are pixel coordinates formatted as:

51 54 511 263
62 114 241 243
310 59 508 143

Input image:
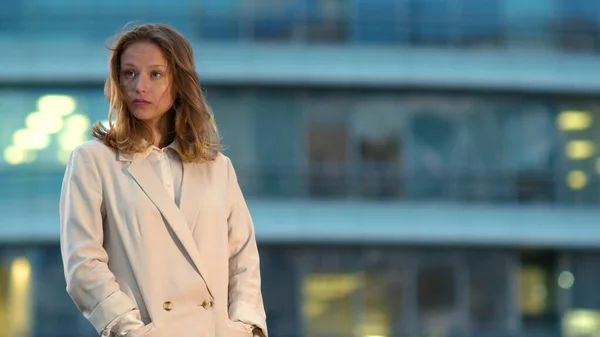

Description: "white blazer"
59 140 267 337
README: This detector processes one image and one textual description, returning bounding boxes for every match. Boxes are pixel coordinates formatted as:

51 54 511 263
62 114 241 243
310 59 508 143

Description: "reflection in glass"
308 127 348 197
570 254 600 310
469 254 507 330
418 266 455 335
361 274 393 337
302 273 362 337
519 250 558 333
8 257 31 337
520 267 549 315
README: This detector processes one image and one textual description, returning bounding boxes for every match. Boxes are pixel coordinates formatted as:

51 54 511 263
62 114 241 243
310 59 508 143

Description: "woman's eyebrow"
121 63 166 68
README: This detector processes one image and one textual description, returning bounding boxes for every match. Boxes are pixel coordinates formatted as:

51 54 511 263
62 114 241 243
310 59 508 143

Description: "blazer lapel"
179 161 202 233
125 156 213 296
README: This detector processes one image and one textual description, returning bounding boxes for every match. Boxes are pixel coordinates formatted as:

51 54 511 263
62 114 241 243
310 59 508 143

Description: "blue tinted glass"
352 0 407 44
560 0 599 18
408 0 452 45
460 0 502 43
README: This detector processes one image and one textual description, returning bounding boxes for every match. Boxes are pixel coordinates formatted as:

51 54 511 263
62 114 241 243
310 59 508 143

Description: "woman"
59 23 267 337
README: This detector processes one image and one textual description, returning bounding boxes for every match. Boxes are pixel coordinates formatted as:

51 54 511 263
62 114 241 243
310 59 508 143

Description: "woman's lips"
133 99 151 106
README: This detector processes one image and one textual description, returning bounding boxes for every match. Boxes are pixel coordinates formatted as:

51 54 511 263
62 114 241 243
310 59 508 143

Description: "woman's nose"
134 75 148 93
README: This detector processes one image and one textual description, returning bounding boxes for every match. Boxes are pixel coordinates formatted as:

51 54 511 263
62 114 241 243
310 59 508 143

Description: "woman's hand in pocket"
124 323 156 337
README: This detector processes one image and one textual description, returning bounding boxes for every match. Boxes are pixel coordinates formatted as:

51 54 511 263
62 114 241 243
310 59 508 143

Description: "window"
35 246 95 337
0 253 34 337
556 103 600 204
300 248 364 337
570 253 600 310
557 0 600 52
352 94 403 199
308 127 349 197
251 0 301 41
361 274 393 337
305 92 352 197
0 88 108 207
468 253 509 330
361 249 404 336
303 273 361 337
0 88 107 168
351 0 407 44
305 0 348 43
503 0 554 50
253 89 302 196
408 0 452 46
358 137 401 198
459 0 503 48
204 89 258 193
259 247 301 336
417 265 456 333
195 0 243 41
519 250 559 331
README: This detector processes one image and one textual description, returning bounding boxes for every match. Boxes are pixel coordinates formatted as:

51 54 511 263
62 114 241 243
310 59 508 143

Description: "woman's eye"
122 70 136 78
151 72 162 78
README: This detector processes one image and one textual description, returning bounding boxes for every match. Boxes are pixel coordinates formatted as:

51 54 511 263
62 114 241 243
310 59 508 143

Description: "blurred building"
2 1 600 337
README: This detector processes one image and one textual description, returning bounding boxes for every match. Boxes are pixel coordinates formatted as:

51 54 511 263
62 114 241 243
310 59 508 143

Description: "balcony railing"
0 164 595 205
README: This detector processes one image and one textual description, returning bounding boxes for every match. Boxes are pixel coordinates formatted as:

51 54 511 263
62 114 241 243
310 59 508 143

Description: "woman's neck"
149 109 176 148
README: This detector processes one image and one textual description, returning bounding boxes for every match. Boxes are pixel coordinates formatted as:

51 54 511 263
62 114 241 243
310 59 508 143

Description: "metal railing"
0 164 594 205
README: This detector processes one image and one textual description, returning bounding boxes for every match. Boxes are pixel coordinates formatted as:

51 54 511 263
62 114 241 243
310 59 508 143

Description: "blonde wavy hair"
91 23 221 162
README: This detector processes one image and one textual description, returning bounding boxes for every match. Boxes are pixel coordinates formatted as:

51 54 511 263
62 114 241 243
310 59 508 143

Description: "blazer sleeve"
225 156 268 337
59 145 141 335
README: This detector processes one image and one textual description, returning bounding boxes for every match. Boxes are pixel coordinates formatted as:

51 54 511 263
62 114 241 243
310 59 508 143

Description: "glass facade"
1 0 600 53
0 244 595 337
2 86 600 205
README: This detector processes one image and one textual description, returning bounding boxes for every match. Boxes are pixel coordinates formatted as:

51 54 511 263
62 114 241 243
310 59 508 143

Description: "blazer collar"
117 141 178 162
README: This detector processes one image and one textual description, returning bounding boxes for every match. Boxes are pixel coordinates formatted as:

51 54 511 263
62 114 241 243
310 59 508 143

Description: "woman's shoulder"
212 152 237 170
71 139 117 159
199 152 235 174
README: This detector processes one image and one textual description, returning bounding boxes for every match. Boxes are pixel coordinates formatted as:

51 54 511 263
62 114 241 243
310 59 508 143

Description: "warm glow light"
567 170 588 190
302 301 325 318
9 257 31 337
12 129 50 150
65 114 91 131
25 111 64 134
557 111 593 131
303 274 364 301
37 95 76 116
563 310 600 336
58 114 91 151
4 146 25 165
520 267 548 315
6 94 84 166
11 258 30 284
566 140 595 160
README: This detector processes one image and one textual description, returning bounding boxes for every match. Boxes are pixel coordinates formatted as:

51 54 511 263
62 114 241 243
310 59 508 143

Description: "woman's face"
120 41 175 126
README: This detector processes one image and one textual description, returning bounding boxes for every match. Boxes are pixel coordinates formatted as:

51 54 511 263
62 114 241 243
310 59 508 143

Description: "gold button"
163 301 173 311
201 300 213 309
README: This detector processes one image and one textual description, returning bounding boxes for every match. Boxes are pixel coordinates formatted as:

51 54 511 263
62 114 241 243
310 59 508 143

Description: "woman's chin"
131 111 156 122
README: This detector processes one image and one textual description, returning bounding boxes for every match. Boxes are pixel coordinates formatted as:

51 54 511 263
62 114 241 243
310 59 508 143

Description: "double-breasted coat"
59 140 267 337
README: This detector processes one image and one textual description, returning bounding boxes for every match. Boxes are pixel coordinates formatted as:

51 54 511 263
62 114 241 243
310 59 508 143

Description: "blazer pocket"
124 323 156 337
